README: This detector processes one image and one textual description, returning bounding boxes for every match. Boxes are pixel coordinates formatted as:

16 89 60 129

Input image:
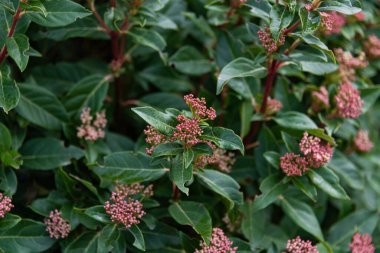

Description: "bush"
0 0 379 252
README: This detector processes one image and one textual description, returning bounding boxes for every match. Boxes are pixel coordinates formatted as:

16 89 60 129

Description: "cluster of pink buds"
321 12 346 35
194 142 236 173
311 86 330 112
44 209 71 239
184 94 216 121
354 130 373 153
0 193 13 218
265 98 283 115
173 115 203 147
258 26 285 54
283 236 318 253
349 233 375 253
280 132 333 176
334 48 367 83
299 132 333 168
364 35 380 59
334 83 364 119
195 228 237 253
280 153 308 176
115 183 154 198
104 184 148 229
77 107 107 141
144 125 168 155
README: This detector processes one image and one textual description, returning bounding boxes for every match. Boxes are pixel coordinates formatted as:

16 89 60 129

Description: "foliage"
0 0 379 252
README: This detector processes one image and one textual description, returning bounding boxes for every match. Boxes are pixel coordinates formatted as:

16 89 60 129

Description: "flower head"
285 236 318 253
184 94 216 121
354 130 373 153
144 125 167 155
364 35 380 59
173 115 203 147
311 86 330 112
334 83 364 119
323 12 346 35
354 12 365 21
299 132 333 168
115 183 154 198
349 233 375 253
195 228 237 253
258 26 285 54
0 193 13 218
77 107 107 141
44 210 71 239
104 186 146 229
334 48 367 83
280 153 308 176
266 98 283 115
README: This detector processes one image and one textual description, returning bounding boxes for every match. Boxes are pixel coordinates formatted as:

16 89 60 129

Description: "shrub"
0 0 379 252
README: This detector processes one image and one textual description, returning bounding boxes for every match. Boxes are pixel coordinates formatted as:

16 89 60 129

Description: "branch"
0 5 23 66
87 0 112 34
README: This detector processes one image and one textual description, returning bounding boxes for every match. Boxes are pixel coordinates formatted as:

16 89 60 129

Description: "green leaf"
328 210 379 247
169 46 212 76
0 167 17 195
0 71 20 113
0 213 21 230
291 33 335 62
128 28 166 52
0 122 11 152
292 176 318 202
132 106 176 135
298 8 320 34
16 83 69 130
20 137 84 170
240 99 254 138
270 5 295 40
26 0 91 27
0 219 55 252
263 151 281 169
360 87 380 114
280 196 324 241
316 0 361 15
329 150 364 190
217 57 267 95
6 34 29 71
241 201 267 249
245 0 271 22
94 152 167 187
152 143 183 157
201 127 244 154
129 225 146 251
308 167 349 200
169 201 212 243
64 75 109 116
170 154 193 195
306 129 336 146
63 225 119 253
252 174 287 212
274 111 318 130
84 205 110 224
196 169 243 211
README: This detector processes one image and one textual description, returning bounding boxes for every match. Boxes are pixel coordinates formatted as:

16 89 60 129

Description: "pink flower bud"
349 233 375 253
195 228 237 253
44 209 71 239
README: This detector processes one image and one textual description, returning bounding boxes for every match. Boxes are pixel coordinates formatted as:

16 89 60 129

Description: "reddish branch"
244 21 301 147
0 5 23 66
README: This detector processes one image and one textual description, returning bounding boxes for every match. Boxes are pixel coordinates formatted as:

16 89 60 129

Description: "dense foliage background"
0 0 379 252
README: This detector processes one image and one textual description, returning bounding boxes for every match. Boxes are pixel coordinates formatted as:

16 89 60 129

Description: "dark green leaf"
169 201 212 243
6 34 29 71
170 154 193 195
317 0 361 15
252 174 287 212
0 70 19 113
169 46 212 76
20 138 84 170
196 169 243 210
274 111 318 130
201 127 244 154
129 225 146 251
132 106 176 135
217 57 267 95
94 152 167 187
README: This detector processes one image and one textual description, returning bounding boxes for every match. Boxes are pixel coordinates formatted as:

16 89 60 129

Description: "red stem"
244 60 278 145
87 0 112 34
284 20 301 35
0 5 23 65
172 184 180 201
110 0 116 7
